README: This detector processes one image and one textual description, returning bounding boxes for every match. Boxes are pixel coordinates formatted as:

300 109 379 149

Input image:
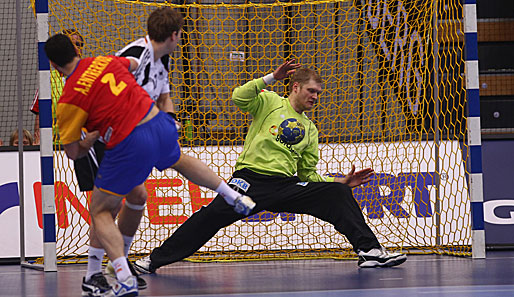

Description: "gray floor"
1 251 514 297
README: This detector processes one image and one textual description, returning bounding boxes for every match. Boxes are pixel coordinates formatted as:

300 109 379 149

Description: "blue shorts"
95 111 181 196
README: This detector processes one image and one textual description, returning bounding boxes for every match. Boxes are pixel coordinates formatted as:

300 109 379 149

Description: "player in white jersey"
115 9 181 117
116 37 171 102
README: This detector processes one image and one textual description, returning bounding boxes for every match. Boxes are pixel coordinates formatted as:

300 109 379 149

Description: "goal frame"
28 0 485 272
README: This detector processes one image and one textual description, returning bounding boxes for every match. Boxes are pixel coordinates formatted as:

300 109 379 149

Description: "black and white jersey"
116 36 171 101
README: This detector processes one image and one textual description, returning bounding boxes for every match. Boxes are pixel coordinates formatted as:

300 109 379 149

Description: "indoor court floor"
1 251 513 297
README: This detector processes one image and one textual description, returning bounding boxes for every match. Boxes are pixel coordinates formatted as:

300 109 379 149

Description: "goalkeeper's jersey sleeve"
232 77 334 183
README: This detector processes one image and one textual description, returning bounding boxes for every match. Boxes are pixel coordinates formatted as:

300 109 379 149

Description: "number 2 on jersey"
101 73 127 96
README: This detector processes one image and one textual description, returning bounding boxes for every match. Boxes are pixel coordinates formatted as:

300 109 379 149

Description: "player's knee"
330 182 352 196
341 183 354 197
126 186 148 205
89 205 115 219
89 192 123 217
128 193 147 206
193 196 238 222
326 183 354 206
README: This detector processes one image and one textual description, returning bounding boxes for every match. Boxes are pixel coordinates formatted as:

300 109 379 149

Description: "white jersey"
116 36 171 101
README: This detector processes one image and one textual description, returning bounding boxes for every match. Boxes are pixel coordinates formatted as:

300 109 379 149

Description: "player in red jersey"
31 28 84 145
45 33 256 297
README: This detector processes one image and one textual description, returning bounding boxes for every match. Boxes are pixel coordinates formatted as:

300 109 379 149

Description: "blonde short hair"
10 129 34 146
289 68 323 93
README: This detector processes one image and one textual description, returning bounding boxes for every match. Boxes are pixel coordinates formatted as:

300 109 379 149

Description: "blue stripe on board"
39 99 52 129
38 42 50 71
35 0 49 14
0 182 20 215
467 90 480 117
471 201 484 230
41 156 54 185
43 213 56 242
470 145 483 174
465 33 478 61
464 0 477 4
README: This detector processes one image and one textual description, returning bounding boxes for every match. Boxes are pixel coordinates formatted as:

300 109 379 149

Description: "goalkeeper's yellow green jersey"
51 69 64 143
232 77 334 183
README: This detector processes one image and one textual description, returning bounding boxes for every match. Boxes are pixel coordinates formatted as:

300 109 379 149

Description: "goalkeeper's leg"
269 182 406 268
137 194 249 273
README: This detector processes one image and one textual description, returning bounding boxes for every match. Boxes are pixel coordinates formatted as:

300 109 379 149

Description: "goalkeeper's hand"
335 165 374 188
273 59 301 81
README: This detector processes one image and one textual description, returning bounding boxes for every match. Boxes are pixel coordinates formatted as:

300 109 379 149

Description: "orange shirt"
57 56 153 149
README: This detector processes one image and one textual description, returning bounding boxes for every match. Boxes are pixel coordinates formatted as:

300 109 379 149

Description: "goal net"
42 0 471 264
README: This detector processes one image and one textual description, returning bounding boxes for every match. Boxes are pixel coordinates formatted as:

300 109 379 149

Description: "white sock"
112 257 132 282
122 234 133 257
86 247 104 281
215 181 240 206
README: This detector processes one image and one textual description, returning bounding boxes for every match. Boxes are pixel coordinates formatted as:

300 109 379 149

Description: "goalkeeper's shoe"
134 256 156 274
82 272 111 297
233 195 256 216
105 260 147 290
357 247 407 268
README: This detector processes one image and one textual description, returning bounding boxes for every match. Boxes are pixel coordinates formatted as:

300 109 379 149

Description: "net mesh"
40 0 474 264
0 0 38 146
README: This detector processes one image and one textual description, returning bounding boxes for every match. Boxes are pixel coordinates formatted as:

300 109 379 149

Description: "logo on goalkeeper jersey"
229 178 250 192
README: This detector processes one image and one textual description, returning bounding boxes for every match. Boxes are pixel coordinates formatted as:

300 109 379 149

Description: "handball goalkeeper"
135 60 407 275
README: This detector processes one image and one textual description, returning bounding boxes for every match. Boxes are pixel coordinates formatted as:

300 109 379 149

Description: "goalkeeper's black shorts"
73 140 105 192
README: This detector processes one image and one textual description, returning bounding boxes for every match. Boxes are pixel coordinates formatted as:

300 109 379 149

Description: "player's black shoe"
128 260 147 289
357 247 407 268
82 272 111 297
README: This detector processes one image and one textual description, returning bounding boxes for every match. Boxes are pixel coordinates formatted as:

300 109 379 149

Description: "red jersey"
31 89 39 114
57 56 153 149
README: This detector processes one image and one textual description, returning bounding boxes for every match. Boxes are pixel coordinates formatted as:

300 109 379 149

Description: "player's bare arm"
157 93 182 129
156 92 175 113
63 130 100 160
123 57 139 73
334 165 374 188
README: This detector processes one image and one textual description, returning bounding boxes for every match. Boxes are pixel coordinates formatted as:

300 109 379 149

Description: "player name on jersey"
74 56 113 96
